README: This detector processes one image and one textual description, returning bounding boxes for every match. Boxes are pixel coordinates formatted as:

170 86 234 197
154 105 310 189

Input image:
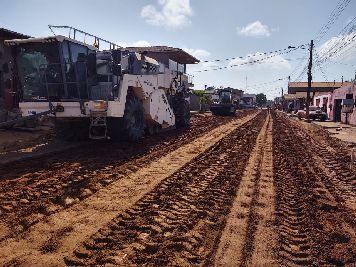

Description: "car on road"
297 106 328 121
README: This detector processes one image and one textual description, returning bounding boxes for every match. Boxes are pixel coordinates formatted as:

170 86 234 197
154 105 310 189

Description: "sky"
1 0 356 100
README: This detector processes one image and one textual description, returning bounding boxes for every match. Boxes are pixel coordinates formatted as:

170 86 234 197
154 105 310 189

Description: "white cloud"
141 0 193 28
228 52 291 70
237 21 271 37
132 40 151 47
117 40 152 48
183 48 211 59
317 32 356 61
183 48 213 72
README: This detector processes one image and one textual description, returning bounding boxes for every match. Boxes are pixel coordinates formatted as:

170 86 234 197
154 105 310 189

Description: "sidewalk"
312 120 356 144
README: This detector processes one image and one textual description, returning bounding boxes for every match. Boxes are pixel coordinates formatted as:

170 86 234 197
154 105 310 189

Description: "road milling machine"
210 89 238 116
4 26 198 141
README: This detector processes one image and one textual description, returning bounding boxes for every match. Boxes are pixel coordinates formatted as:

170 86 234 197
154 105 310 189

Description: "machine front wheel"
174 98 190 127
108 91 145 142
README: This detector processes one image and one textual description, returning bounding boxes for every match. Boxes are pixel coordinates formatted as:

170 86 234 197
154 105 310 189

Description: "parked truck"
4 26 198 141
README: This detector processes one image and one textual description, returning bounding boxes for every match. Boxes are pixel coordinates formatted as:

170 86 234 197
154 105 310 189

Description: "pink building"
313 93 332 119
330 83 356 125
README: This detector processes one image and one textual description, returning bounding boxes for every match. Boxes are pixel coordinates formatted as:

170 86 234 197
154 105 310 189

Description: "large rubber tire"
108 91 144 142
55 119 89 141
173 98 190 127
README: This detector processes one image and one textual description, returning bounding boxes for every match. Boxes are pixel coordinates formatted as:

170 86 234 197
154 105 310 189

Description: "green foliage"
256 93 267 106
192 90 212 104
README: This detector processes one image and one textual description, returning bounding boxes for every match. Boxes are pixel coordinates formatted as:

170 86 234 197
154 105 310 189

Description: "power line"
247 78 286 91
291 0 352 81
316 17 356 63
197 45 306 63
193 45 304 73
314 0 351 45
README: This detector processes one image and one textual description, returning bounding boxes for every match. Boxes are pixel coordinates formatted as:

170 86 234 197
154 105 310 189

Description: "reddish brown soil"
0 112 251 239
0 110 354 267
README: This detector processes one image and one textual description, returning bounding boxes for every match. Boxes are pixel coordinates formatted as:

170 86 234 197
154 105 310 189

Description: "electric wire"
193 45 304 73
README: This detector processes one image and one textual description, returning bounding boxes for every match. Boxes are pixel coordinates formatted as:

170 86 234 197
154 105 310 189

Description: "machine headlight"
93 101 108 110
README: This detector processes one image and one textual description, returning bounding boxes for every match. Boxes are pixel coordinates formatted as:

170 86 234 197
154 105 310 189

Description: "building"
0 28 30 112
288 82 350 94
240 93 256 106
329 82 356 124
284 81 353 114
283 93 306 112
125 46 199 87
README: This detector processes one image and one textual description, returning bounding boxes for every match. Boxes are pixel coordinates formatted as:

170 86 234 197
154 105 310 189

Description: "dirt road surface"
0 110 355 266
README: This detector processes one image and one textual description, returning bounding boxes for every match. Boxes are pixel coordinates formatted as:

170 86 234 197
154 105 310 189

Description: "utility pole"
306 40 313 123
281 88 284 111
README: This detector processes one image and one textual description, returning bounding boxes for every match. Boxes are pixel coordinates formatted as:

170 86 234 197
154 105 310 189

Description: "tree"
256 93 267 107
192 90 212 105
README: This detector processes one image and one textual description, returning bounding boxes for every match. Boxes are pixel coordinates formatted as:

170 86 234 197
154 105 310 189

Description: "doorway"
334 99 342 122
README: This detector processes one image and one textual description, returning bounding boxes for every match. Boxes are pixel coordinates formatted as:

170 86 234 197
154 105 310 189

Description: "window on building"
346 93 353 99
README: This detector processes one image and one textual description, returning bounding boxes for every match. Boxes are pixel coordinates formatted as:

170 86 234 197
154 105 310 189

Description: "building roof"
125 46 200 64
284 91 327 100
0 28 31 39
288 81 353 94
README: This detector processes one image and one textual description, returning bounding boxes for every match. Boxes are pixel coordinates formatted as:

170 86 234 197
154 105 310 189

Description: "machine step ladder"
89 111 107 139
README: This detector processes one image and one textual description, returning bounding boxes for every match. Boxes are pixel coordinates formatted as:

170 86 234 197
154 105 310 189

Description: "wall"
330 84 356 125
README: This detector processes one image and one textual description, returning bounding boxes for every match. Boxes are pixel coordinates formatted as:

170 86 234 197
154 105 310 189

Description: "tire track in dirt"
63 112 267 266
286 116 356 213
272 112 355 266
273 115 316 266
213 112 276 267
0 112 251 240
0 111 260 266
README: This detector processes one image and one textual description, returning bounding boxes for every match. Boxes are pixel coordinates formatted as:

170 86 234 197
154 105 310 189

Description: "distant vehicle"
210 89 238 116
297 106 327 121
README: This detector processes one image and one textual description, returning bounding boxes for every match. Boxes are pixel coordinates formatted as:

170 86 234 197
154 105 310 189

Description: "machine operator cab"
5 35 160 109
6 36 99 104
212 89 233 104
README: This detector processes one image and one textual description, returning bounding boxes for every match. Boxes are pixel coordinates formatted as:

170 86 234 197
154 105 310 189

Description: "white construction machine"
4 26 198 141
